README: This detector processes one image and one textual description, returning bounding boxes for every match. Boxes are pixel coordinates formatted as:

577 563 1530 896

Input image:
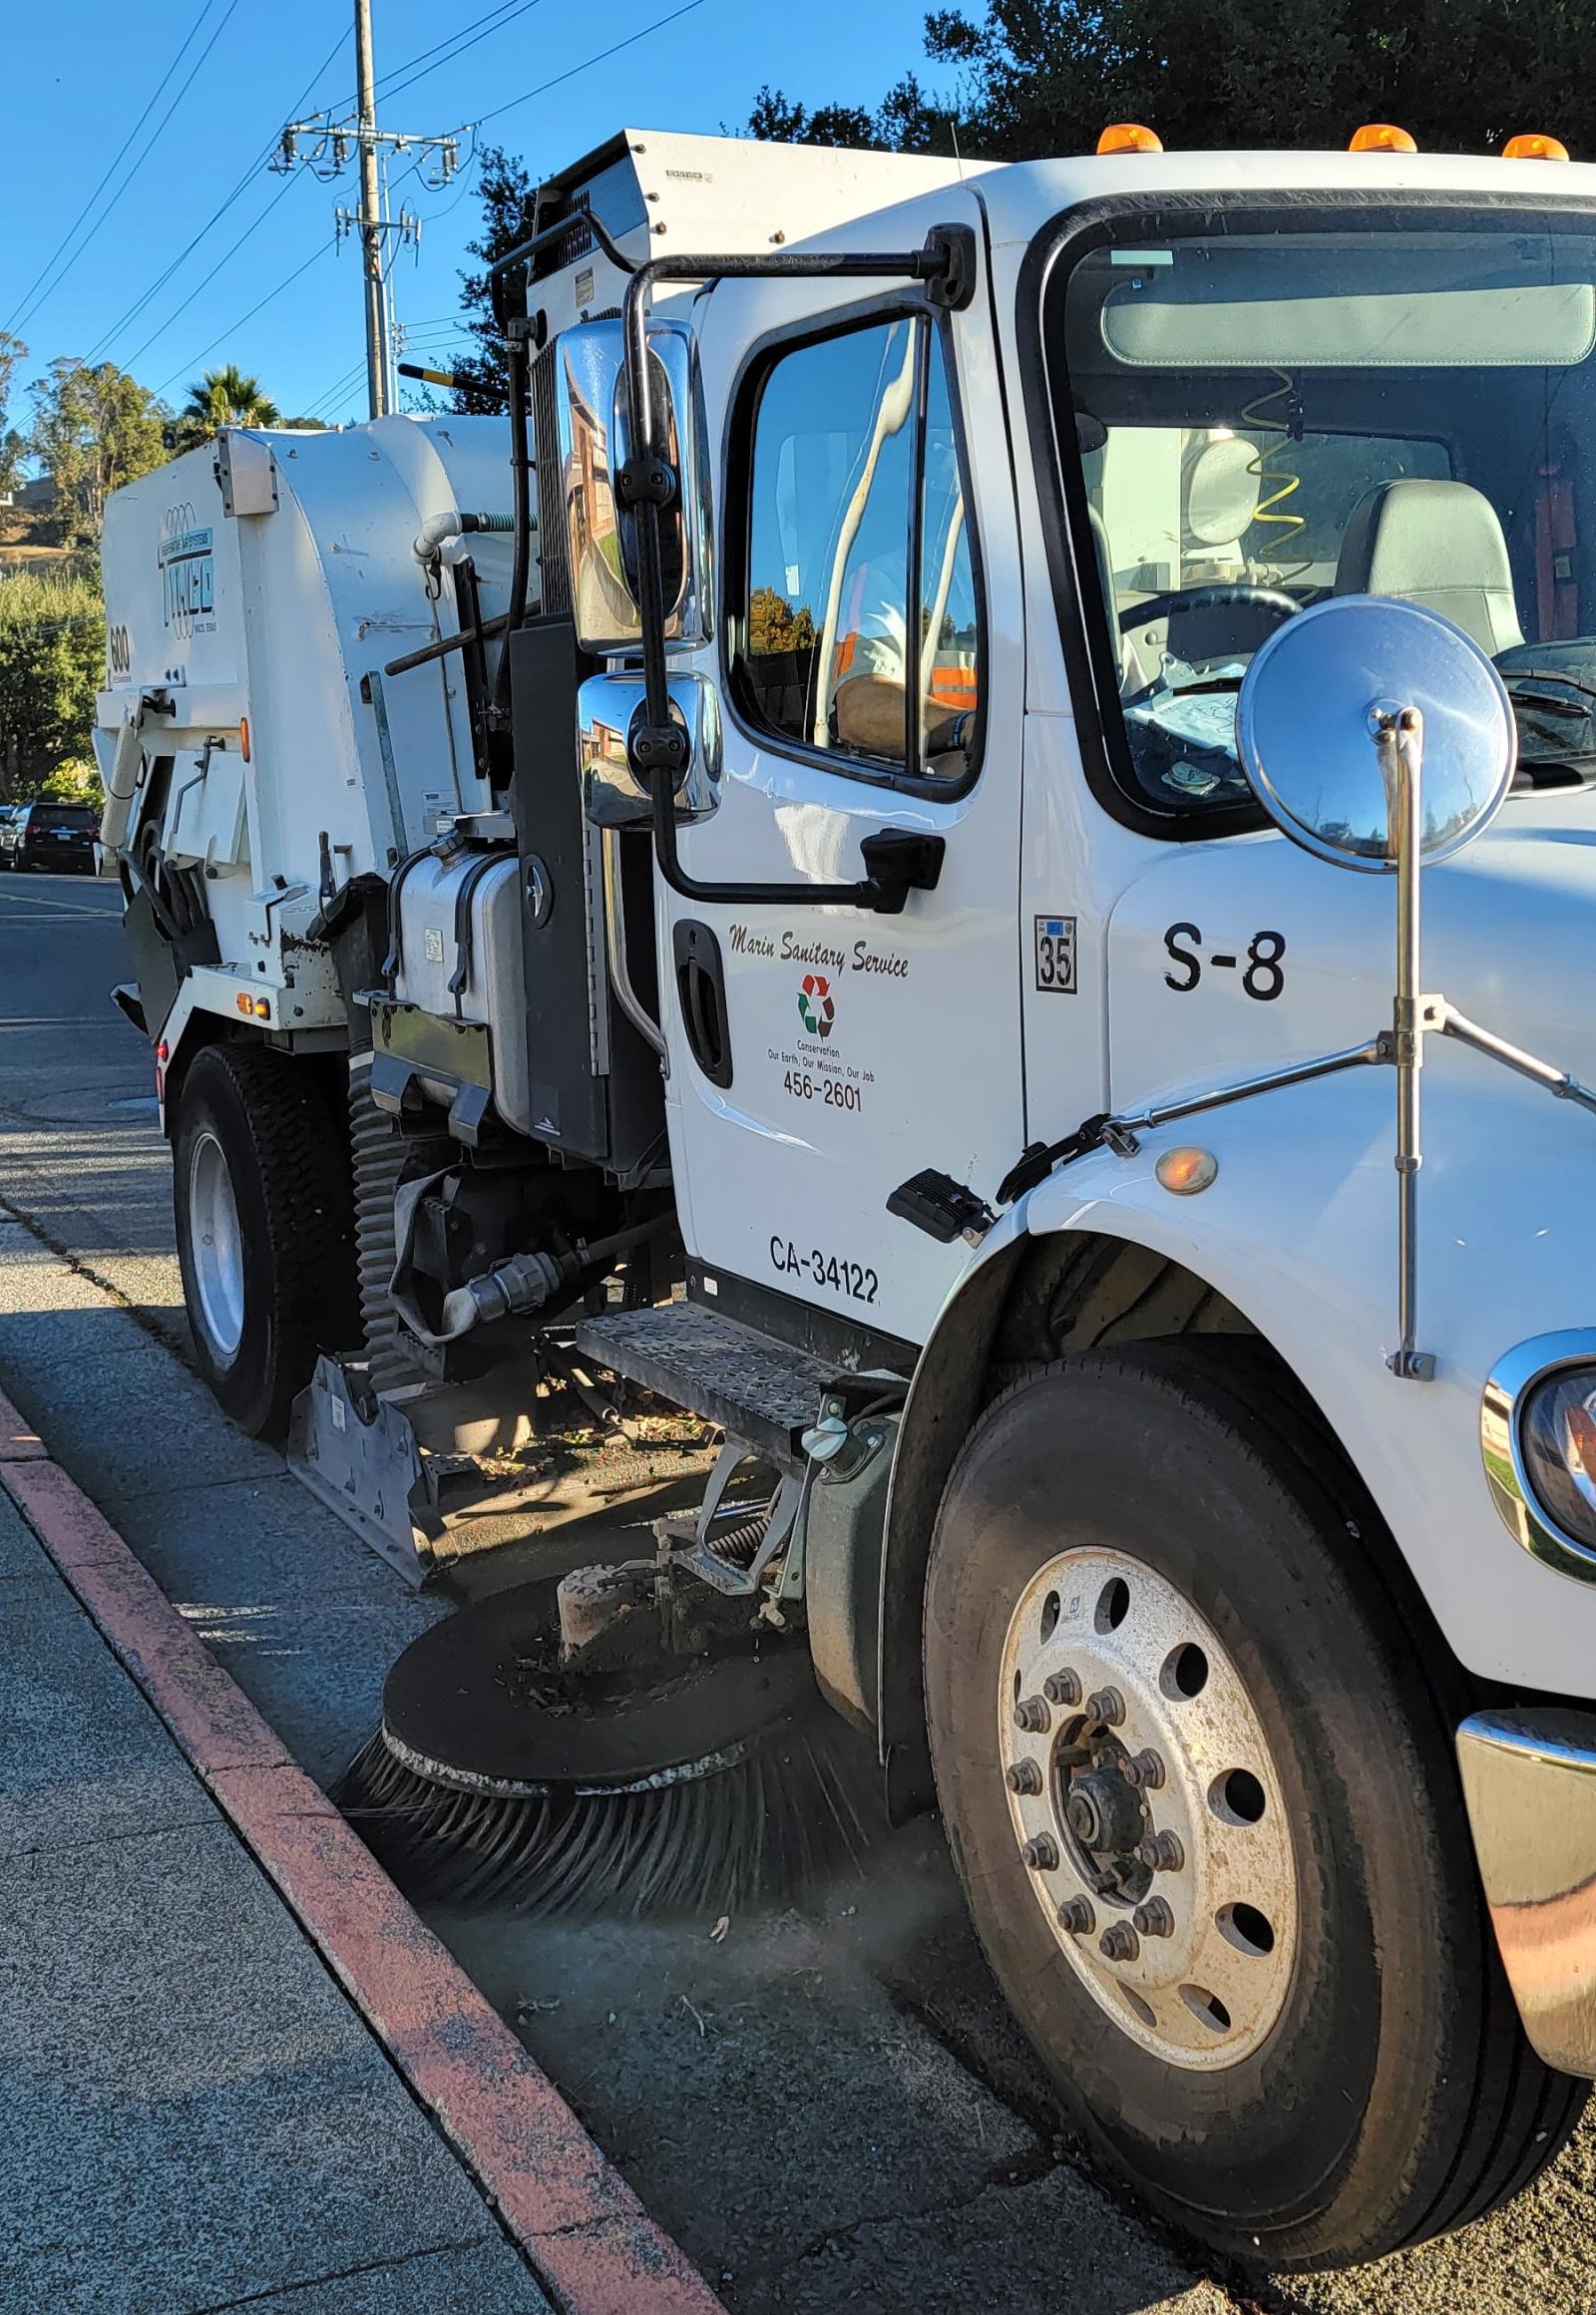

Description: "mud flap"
286 1354 440 1587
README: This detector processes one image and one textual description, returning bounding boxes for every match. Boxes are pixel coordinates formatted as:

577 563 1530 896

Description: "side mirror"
554 318 713 658
579 669 722 829
1236 592 1518 1381
1235 594 1516 871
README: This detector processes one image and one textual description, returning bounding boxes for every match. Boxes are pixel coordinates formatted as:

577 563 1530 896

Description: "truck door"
661 227 1024 1353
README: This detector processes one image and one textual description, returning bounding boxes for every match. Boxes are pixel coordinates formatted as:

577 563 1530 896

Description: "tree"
753 0 1596 161
171 364 281 452
749 586 816 655
0 570 104 797
450 145 540 416
0 331 26 502
29 359 167 552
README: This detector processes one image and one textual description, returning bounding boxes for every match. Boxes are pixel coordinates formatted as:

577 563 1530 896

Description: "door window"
736 313 981 782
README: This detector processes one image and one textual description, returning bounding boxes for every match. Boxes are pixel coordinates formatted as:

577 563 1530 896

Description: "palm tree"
172 365 280 451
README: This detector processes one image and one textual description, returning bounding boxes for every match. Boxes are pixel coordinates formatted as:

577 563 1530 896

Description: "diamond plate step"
573 1303 834 1471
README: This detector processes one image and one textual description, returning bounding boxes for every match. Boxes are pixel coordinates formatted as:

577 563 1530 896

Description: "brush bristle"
332 1710 885 1917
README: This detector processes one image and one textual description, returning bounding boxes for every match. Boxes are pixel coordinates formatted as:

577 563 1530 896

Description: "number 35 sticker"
1034 915 1077 993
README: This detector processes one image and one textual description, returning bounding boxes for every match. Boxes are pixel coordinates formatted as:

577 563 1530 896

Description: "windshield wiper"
1502 669 1596 715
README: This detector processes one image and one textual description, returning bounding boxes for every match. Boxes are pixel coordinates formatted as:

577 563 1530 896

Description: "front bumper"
1457 1709 1596 2077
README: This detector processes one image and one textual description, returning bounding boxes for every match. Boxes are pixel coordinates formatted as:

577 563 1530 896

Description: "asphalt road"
3 864 1594 2314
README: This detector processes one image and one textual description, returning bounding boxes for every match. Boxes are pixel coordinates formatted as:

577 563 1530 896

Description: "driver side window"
734 313 982 783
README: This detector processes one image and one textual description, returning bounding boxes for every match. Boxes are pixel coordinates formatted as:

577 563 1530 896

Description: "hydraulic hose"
493 332 535 724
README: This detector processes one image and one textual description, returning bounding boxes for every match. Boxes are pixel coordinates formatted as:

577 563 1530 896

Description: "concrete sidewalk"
0 1477 560 2315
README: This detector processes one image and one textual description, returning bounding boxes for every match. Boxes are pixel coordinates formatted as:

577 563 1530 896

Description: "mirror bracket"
616 453 677 512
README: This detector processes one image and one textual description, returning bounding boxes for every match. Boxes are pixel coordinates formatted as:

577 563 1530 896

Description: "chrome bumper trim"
1457 1708 1596 2079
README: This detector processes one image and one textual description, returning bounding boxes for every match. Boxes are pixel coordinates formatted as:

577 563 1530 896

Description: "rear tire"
173 1040 357 1439
924 1344 1586 2271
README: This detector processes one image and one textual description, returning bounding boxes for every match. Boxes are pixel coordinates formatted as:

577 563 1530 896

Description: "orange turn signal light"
239 715 250 761
234 993 271 1019
1155 1146 1219 1197
1350 122 1417 154
1096 122 1163 156
1503 132 1569 161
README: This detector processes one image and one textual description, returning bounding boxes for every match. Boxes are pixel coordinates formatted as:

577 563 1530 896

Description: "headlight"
1481 1334 1596 1582
1520 1368 1596 1551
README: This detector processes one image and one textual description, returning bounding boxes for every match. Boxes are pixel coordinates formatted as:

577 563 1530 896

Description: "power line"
156 241 332 395
379 0 546 109
320 0 543 118
3 0 222 336
302 356 370 421
469 0 706 131
121 174 302 374
11 0 242 339
85 24 348 364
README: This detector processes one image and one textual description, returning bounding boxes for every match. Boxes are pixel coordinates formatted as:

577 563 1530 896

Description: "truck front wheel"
173 1040 356 1439
924 1345 1586 2270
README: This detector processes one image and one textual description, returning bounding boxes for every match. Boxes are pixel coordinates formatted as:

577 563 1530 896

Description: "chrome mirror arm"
1439 1005 1596 1117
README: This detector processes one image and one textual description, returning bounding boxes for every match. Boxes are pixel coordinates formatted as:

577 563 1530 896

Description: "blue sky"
1 0 944 432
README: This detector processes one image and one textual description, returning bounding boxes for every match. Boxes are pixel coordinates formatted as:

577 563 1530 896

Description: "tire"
173 1039 357 1439
924 1344 1586 2271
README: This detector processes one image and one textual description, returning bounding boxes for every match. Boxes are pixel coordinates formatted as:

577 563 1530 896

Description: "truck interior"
1058 217 1596 815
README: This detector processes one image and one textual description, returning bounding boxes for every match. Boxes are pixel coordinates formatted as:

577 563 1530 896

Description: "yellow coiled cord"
1242 370 1307 574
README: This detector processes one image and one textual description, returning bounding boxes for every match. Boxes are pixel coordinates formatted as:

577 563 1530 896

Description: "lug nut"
1136 1830 1185 1873
1005 1759 1042 1796
1057 1895 1095 1936
1020 1833 1060 1872
1099 1921 1140 1962
1133 1896 1175 1939
1013 1695 1050 1734
1085 1687 1124 1728
1042 1669 1082 1708
1121 1747 1165 1790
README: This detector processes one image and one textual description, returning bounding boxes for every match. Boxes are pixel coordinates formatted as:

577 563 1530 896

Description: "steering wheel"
1118 583 1302 633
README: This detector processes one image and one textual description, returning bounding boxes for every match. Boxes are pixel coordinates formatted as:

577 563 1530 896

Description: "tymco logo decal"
797 973 835 1038
158 501 215 636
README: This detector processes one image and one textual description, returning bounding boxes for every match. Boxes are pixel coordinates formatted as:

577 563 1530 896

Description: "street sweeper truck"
97 121 1596 2268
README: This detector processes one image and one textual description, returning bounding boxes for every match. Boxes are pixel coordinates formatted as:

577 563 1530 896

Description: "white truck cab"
98 126 1596 2269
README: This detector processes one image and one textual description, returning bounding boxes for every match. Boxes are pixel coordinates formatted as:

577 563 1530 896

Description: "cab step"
574 1302 835 1473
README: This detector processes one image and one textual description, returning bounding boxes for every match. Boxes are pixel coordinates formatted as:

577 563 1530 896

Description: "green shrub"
0 568 105 799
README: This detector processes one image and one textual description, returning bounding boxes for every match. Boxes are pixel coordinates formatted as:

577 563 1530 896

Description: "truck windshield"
1054 215 1596 822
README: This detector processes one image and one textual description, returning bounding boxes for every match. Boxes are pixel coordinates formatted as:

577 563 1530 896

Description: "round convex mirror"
1235 594 1517 872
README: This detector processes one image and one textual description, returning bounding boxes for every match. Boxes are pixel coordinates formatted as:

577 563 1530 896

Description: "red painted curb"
1 1451 725 2315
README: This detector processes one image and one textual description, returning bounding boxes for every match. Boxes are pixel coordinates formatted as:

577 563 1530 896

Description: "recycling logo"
797 973 835 1038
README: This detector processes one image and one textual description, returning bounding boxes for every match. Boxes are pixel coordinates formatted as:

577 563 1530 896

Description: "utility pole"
354 0 389 418
273 1 460 422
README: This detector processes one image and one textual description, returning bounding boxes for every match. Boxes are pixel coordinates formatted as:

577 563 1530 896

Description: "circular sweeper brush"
333 1570 885 1917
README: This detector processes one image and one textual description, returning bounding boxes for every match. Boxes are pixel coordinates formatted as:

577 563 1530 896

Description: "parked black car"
0 801 99 873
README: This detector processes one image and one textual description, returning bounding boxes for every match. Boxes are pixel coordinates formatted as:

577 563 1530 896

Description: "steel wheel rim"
998 1546 1297 2070
188 1129 245 1362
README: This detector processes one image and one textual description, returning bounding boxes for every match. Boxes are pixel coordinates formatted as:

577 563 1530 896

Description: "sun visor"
1100 251 1596 370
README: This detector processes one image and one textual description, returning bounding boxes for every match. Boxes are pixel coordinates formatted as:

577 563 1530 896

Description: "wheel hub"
1060 1755 1147 1885
999 1546 1297 2069
188 1128 245 1362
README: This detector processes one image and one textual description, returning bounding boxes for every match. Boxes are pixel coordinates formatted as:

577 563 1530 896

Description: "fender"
877 1041 1596 1813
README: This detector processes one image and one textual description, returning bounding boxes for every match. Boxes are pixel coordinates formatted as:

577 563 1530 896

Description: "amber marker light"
1350 123 1418 153
1096 123 1163 155
239 716 251 760
1503 133 1570 161
1155 1146 1219 1196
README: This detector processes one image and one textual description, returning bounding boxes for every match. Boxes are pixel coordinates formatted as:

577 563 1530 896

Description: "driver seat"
1334 480 1524 655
